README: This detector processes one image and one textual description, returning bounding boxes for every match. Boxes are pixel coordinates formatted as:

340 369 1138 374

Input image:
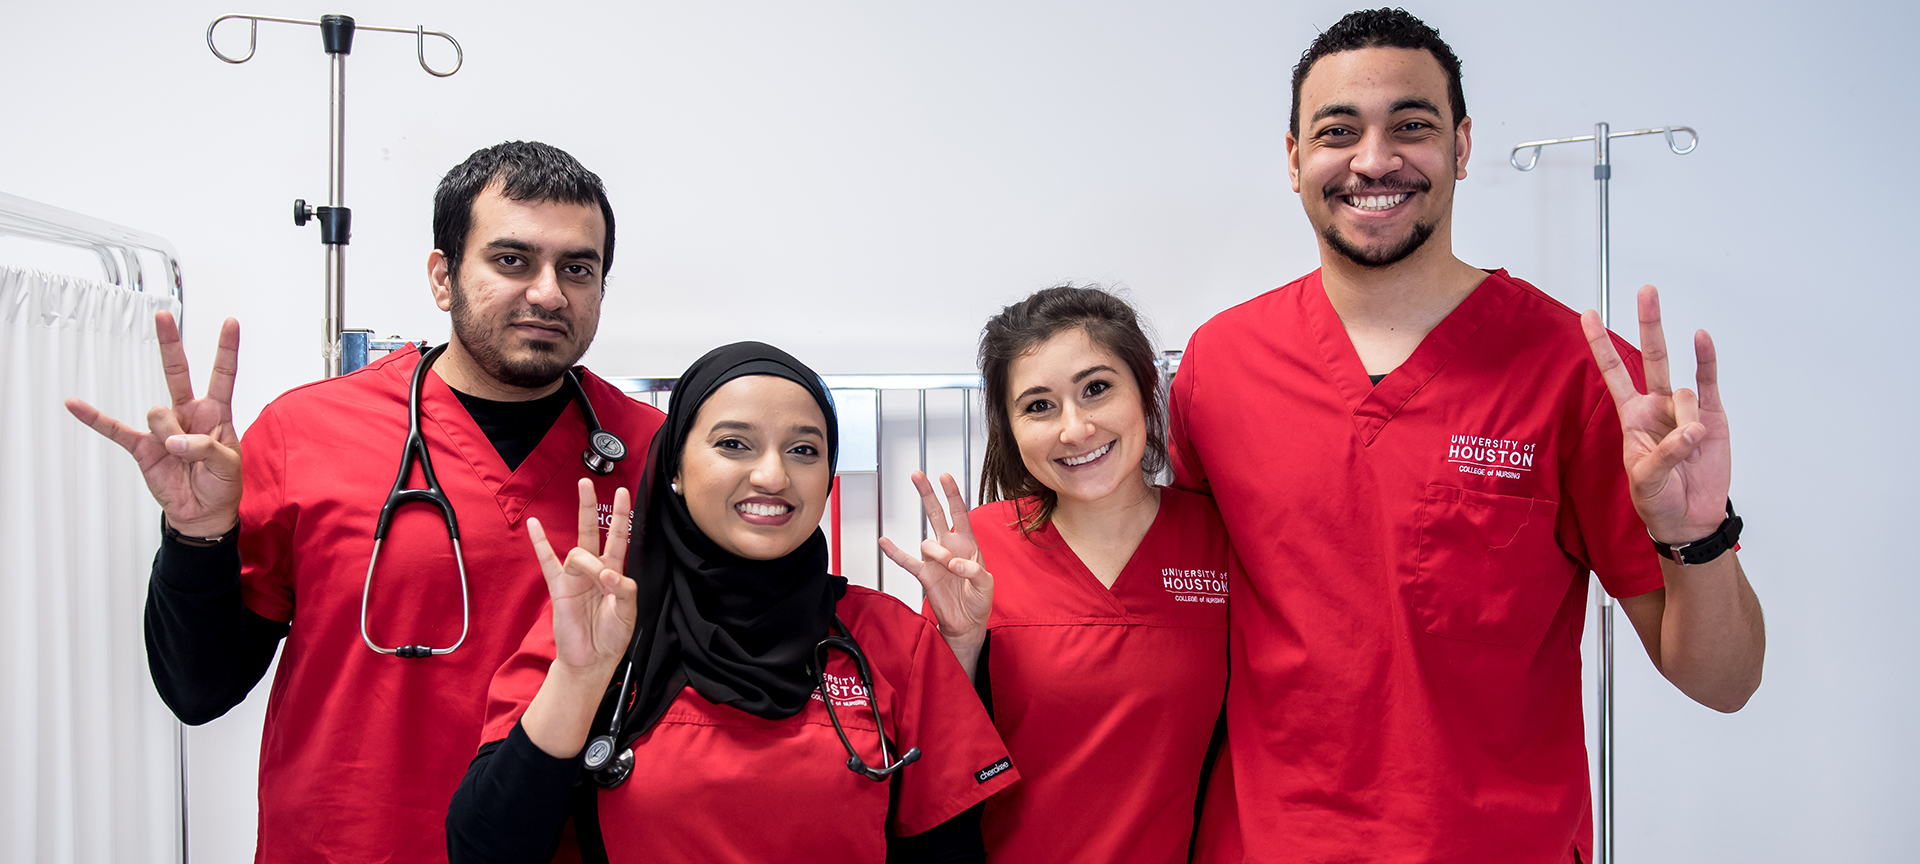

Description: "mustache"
1323 177 1431 200
507 305 572 332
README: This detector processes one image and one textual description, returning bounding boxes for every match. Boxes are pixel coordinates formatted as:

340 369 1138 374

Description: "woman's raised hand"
879 471 993 680
528 479 636 675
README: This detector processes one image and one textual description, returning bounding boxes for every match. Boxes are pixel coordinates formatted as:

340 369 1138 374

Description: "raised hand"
1582 285 1731 545
879 471 993 679
528 479 636 674
65 311 242 537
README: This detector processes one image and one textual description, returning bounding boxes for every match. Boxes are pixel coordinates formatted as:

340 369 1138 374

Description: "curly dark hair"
1290 8 1466 135
977 285 1167 532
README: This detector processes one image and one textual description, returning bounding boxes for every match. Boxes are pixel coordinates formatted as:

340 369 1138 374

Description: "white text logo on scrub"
1162 568 1227 604
594 503 636 537
810 671 871 708
1447 434 1536 480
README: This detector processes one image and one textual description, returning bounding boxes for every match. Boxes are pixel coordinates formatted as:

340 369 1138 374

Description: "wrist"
1650 500 1741 566
163 513 240 546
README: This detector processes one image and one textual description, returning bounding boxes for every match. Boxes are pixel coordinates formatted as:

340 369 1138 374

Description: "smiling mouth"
1343 193 1410 212
737 501 793 517
1058 441 1113 467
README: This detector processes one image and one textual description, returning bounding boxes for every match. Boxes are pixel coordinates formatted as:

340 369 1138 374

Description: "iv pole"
1509 122 1698 864
206 13 464 378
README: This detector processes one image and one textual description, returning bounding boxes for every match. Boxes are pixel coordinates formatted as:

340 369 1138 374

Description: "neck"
1317 228 1488 375
1049 475 1160 547
431 337 567 401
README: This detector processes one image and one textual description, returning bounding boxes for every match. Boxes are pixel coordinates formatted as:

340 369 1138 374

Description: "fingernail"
1682 428 1699 445
166 436 188 454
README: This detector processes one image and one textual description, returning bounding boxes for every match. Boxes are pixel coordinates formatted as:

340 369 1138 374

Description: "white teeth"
1346 193 1409 211
736 502 792 516
1061 442 1112 466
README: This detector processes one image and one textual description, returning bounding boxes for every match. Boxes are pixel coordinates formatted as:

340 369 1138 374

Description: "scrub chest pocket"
1406 484 1566 649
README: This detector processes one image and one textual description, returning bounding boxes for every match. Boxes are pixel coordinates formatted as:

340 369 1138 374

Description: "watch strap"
1649 500 1741 566
162 515 235 548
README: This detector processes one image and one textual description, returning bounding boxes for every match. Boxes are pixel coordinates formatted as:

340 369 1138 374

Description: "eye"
563 263 595 278
1317 125 1356 141
788 443 820 458
1084 379 1112 398
1022 398 1055 415
497 254 524 267
716 437 750 452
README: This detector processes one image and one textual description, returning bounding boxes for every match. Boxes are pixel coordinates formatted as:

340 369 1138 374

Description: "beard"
448 277 588 389
1321 219 1437 268
1319 174 1437 268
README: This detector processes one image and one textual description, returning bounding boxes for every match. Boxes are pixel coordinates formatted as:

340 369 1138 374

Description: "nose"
525 265 568 310
749 450 790 493
1058 402 1097 447
1348 129 1403 180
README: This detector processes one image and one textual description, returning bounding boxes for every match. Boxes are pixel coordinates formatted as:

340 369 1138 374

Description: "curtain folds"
0 264 181 863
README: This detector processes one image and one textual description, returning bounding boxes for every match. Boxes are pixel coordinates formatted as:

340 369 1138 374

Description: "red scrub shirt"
967 487 1229 864
237 346 663 863
482 584 1018 863
1170 270 1665 864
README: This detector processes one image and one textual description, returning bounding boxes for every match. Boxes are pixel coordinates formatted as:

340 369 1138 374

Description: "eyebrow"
1390 97 1442 116
1310 97 1442 126
1014 365 1120 401
709 420 827 439
1311 103 1360 124
480 238 603 263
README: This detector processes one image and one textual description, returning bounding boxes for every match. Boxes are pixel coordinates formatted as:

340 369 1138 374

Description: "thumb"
167 433 241 476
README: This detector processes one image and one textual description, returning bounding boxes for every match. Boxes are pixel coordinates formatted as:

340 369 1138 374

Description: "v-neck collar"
1031 494 1173 615
1303 268 1521 446
417 363 584 528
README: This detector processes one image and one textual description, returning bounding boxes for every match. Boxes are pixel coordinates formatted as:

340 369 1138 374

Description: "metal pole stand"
207 13 463 378
1510 122 1698 864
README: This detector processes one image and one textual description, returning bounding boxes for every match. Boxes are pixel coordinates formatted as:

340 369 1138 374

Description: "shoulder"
1486 269 1642 366
575 367 667 426
248 346 413 432
1188 270 1319 346
838 585 938 662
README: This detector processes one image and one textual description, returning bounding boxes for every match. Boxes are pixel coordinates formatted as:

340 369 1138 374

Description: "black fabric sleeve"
972 630 993 719
144 530 288 725
447 721 584 864
886 803 986 864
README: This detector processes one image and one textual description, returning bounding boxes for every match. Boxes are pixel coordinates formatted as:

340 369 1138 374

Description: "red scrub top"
1170 270 1665 864
482 584 1019 863
237 346 663 863
967 488 1229 864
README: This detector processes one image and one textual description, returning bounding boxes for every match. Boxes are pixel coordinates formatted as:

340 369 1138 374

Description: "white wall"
4 0 1914 860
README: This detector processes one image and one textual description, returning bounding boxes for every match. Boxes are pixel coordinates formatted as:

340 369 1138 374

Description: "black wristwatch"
1649 500 1741 566
162 515 236 548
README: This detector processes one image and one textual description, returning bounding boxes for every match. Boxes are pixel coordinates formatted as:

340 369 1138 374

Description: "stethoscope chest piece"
584 429 627 475
584 734 634 789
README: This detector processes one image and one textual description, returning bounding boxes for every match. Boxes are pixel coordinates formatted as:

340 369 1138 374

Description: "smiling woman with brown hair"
882 285 1232 864
447 341 1015 863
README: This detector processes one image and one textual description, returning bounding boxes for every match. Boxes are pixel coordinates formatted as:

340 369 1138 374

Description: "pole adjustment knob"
294 199 314 226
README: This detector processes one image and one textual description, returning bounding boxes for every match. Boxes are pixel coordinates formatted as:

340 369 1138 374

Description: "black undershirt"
144 385 573 724
452 386 575 471
1369 372 1387 385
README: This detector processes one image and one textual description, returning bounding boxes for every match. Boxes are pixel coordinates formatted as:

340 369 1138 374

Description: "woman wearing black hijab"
447 342 1017 863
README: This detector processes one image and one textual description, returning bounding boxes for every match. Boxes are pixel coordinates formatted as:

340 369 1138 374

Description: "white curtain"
0 265 181 863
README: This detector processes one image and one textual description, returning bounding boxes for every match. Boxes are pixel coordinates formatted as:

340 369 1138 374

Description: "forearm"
521 661 619 758
446 724 581 864
1654 552 1765 712
144 532 286 724
942 630 984 684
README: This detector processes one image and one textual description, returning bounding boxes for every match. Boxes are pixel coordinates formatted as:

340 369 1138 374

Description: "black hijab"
608 341 846 744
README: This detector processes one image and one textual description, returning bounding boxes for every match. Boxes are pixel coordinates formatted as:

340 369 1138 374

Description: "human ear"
1286 131 1303 194
428 250 454 312
1453 115 1473 181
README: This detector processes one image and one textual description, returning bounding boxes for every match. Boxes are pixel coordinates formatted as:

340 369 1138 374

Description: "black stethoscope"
583 616 923 788
359 344 629 659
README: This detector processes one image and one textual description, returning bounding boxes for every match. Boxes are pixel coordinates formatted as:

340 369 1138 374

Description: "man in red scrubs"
68 141 664 862
1168 10 1766 863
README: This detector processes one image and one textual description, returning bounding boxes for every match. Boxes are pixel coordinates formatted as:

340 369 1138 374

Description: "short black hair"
1290 8 1466 136
432 141 616 281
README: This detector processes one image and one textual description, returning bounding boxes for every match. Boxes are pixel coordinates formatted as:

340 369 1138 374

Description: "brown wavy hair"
977 285 1167 532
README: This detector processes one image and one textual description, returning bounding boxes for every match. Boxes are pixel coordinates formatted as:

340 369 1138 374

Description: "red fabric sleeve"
1557 333 1666 600
481 602 559 745
237 402 296 623
883 602 1019 836
1168 332 1210 496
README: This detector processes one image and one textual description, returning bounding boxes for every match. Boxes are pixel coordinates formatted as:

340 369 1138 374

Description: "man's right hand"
65 311 242 538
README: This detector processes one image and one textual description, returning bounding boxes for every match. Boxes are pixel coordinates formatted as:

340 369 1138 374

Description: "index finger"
1580 309 1639 411
939 474 974 541
576 478 601 555
602 486 633 566
155 311 196 408
1636 285 1673 397
64 398 145 454
527 517 564 577
205 318 241 411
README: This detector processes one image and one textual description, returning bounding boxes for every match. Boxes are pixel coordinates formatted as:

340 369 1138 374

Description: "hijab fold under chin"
607 342 845 744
